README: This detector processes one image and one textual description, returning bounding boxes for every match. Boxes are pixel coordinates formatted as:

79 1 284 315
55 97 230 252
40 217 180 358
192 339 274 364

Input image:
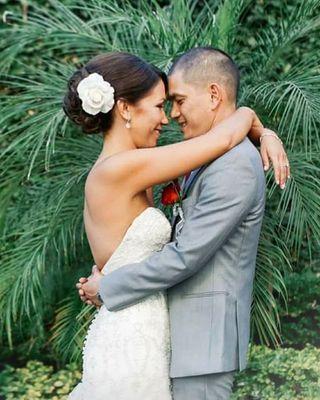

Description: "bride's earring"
125 115 131 129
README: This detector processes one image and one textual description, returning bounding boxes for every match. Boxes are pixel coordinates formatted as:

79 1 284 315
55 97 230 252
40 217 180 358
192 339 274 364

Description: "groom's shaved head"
169 47 240 103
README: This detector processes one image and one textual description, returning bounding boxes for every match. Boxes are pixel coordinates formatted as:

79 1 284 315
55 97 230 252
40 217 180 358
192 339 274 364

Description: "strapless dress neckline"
102 207 170 274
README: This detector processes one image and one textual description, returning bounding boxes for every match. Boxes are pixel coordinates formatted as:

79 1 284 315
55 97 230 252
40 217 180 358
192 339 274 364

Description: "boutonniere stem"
161 179 185 221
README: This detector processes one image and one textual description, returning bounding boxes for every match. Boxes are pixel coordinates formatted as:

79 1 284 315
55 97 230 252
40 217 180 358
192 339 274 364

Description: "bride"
63 52 285 399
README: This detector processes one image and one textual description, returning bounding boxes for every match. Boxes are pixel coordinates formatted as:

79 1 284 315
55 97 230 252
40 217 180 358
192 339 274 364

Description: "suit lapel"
171 163 209 231
180 175 188 193
182 164 208 198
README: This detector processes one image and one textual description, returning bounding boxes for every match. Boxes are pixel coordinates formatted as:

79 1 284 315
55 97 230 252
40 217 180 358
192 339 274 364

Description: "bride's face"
129 80 169 148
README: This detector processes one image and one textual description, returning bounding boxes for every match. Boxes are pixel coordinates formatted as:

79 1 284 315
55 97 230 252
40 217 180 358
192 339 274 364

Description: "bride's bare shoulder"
85 150 144 198
88 149 143 184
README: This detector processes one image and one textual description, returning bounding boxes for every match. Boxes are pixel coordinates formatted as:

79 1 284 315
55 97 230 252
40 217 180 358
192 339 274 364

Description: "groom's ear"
208 82 222 111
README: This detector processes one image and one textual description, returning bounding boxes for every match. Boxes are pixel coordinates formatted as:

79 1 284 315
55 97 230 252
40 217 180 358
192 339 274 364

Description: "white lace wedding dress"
68 207 173 400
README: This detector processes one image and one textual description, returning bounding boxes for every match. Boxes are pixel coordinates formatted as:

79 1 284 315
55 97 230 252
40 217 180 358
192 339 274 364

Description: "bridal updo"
63 52 168 134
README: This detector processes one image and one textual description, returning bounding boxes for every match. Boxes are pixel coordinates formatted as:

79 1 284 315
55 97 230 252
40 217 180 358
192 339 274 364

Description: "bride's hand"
76 277 89 302
76 266 103 308
259 129 290 189
244 109 290 188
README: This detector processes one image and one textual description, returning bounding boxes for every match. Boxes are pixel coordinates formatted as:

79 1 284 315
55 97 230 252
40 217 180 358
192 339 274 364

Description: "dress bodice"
102 207 172 275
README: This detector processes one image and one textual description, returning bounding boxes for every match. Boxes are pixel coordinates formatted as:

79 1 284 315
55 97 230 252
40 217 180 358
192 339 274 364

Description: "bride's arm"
247 111 264 144
97 107 255 193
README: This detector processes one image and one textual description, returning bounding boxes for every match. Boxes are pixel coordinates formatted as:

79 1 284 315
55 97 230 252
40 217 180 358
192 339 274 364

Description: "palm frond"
242 60 320 152
50 295 95 363
249 1 320 81
251 216 291 346
214 0 248 52
0 137 97 346
274 152 320 257
0 0 319 358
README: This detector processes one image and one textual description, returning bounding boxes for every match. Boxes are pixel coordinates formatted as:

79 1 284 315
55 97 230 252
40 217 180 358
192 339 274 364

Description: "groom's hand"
76 265 103 307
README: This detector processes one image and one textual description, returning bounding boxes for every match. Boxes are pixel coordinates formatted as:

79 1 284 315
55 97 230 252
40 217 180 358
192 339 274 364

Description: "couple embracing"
63 47 289 399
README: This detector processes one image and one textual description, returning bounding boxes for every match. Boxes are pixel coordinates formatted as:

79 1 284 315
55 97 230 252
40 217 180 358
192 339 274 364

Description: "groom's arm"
100 156 258 311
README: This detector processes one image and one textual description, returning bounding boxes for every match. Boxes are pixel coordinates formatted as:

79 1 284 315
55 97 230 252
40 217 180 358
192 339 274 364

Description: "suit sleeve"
100 157 257 311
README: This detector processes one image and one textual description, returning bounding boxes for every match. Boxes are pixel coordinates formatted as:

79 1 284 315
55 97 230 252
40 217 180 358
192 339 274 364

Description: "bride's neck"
99 120 136 160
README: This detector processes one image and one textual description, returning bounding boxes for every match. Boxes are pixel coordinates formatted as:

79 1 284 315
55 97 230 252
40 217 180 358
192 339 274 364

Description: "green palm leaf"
50 295 95 363
243 60 320 151
0 0 318 360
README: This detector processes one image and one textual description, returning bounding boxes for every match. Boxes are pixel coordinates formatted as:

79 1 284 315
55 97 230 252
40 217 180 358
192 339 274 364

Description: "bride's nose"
161 113 169 125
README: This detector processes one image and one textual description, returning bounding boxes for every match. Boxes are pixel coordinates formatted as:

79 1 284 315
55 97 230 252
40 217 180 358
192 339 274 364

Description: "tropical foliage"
279 269 320 349
0 360 81 399
0 0 319 363
231 344 320 399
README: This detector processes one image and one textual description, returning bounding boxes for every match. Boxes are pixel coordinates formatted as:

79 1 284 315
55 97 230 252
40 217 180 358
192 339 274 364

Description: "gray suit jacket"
100 138 266 378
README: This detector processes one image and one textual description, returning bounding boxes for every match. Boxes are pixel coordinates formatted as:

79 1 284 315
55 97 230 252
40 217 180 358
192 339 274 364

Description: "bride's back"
83 163 150 269
62 52 169 269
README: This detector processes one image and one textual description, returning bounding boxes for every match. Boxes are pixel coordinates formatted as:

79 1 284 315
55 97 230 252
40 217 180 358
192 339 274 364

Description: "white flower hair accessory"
77 72 115 116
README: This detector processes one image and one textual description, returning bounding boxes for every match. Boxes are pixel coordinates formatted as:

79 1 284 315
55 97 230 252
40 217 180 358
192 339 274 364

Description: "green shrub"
280 270 320 348
232 344 320 400
0 361 81 400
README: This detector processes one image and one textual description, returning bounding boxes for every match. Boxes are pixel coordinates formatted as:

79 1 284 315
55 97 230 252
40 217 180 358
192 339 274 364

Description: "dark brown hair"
63 52 168 134
169 46 240 103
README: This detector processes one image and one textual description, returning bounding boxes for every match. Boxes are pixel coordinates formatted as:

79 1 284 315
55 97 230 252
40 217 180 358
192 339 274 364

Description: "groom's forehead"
168 72 185 91
168 72 201 99
168 78 188 99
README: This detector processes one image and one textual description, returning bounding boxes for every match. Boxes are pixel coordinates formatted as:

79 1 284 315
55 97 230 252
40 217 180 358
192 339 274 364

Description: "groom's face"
168 71 216 139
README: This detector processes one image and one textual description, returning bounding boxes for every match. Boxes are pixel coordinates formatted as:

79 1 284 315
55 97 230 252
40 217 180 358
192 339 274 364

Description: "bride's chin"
142 142 157 148
150 137 159 147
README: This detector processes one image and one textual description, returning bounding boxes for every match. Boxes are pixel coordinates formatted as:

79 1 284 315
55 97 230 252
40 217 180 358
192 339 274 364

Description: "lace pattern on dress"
68 207 173 400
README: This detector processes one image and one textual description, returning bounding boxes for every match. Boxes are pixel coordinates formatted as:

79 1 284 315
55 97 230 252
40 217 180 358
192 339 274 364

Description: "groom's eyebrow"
168 92 185 100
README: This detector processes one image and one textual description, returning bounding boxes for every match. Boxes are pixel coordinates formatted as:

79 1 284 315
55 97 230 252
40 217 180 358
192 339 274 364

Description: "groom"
78 47 278 399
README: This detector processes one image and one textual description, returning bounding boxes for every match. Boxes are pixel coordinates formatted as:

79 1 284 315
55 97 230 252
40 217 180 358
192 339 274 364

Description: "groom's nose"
170 102 180 120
